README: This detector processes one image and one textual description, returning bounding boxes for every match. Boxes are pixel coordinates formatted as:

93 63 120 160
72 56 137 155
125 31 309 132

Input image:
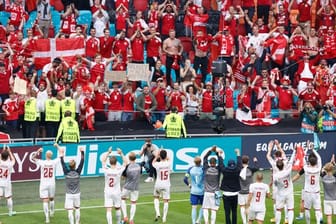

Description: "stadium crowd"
2 0 336 137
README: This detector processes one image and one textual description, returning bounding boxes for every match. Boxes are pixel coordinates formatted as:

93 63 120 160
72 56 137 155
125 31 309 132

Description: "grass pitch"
0 171 334 224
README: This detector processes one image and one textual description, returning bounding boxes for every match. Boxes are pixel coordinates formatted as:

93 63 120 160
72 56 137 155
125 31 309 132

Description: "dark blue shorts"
190 194 204 205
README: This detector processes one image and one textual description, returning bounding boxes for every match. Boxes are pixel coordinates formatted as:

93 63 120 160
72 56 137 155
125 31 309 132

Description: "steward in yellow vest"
55 111 80 143
61 89 76 119
162 106 187 138
23 92 39 138
45 90 61 137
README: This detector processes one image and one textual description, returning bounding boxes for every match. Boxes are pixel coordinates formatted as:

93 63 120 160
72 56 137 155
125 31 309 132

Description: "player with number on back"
0 145 16 217
32 145 62 223
293 141 323 224
101 147 126 224
246 173 270 224
153 149 171 223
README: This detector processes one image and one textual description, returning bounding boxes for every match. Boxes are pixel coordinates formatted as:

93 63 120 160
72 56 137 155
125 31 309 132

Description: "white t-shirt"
103 166 125 194
0 159 14 187
249 182 270 211
273 167 293 196
37 158 60 186
153 161 171 188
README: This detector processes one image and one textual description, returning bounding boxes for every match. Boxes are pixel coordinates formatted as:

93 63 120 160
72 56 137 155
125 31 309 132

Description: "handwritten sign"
127 63 151 82
105 70 127 82
13 78 27 95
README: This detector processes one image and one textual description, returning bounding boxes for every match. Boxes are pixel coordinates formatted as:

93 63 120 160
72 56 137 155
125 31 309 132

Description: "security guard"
23 91 39 138
55 111 80 143
61 89 76 119
162 106 187 138
45 89 61 137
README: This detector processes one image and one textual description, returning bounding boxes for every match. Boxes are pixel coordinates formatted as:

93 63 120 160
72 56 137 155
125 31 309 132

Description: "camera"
323 105 330 111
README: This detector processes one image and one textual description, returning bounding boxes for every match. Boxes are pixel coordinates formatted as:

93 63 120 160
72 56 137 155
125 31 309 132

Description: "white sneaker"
8 211 16 216
50 211 54 217
46 217 50 223
144 177 154 183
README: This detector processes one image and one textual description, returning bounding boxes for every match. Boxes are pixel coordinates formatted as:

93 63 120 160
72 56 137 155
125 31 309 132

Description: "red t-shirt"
161 13 175 35
298 1 311 22
131 37 145 62
2 98 18 120
122 90 134 111
113 39 129 63
169 91 184 112
0 69 11 95
202 90 213 112
61 14 77 35
276 86 293 110
99 36 115 58
90 62 105 83
153 86 166 111
116 11 128 31
108 89 122 110
93 90 108 111
86 37 100 58
146 36 161 57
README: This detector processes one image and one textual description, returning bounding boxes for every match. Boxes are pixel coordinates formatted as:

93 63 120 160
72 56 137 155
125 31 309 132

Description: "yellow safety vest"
56 117 80 143
24 98 38 121
162 113 187 138
61 98 76 118
45 98 61 122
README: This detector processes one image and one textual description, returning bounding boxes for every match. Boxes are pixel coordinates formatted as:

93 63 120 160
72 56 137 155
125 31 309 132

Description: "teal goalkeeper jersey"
187 166 204 196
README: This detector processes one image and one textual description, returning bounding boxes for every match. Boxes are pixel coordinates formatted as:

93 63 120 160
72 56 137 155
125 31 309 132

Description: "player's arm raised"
32 147 43 162
102 147 112 168
76 146 85 173
266 140 274 164
117 148 127 167
6 145 15 166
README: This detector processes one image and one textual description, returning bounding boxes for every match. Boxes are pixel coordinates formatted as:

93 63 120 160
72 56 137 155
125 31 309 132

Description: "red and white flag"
32 38 85 70
292 145 305 171
238 118 281 126
0 131 10 143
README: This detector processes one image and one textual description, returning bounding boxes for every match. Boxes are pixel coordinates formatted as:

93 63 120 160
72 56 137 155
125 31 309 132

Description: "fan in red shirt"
127 11 149 34
321 28 336 63
220 6 244 37
167 82 185 116
213 26 235 65
0 62 13 101
93 82 109 121
108 82 123 121
113 30 130 64
314 59 332 105
183 0 198 37
71 56 90 89
121 82 135 121
236 83 253 120
99 28 115 59
82 53 115 84
114 0 129 10
159 4 178 40
112 54 127 71
130 29 147 63
200 82 215 120
271 75 298 119
60 4 79 36
317 4 336 29
86 28 100 59
189 6 209 37
146 26 162 69
115 4 128 33
194 30 212 83
148 2 160 31
152 78 168 122
2 91 19 129
299 82 320 109
224 77 235 119
5 0 28 28
90 0 107 14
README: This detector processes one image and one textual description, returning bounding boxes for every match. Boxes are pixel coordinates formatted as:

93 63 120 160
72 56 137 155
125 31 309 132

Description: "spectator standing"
202 146 223 224
93 81 109 121
299 82 320 110
45 89 61 138
5 0 28 29
159 3 178 40
314 59 331 105
113 30 130 64
193 30 211 84
60 3 79 36
162 106 187 138
167 82 185 117
162 29 183 86
200 82 215 120
146 26 162 70
300 102 318 133
92 4 109 37
2 91 19 129
55 111 80 143
152 78 168 123
130 29 147 63
135 85 157 123
37 0 52 39
220 149 242 224
150 60 165 83
236 83 253 121
213 27 235 65
99 29 115 59
127 11 149 33
121 82 135 122
183 156 204 224
60 145 85 224
251 77 275 118
85 28 100 60
180 58 197 92
107 82 122 121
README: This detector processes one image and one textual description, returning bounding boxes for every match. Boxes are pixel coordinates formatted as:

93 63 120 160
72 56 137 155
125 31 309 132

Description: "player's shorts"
324 200 336 215
202 192 219 211
304 191 321 210
104 192 122 208
153 186 170 200
190 194 203 205
275 193 294 210
65 193 80 209
121 188 139 202
0 184 12 198
238 193 248 206
40 183 55 199
248 209 265 221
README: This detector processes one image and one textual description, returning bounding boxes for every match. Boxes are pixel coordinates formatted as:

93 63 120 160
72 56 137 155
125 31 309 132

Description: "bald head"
45 150 53 160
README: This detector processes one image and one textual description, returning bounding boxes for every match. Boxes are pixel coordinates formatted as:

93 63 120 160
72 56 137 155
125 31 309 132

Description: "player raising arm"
293 143 322 224
32 145 62 223
183 156 204 224
0 145 16 217
102 147 126 224
246 173 270 224
60 145 85 224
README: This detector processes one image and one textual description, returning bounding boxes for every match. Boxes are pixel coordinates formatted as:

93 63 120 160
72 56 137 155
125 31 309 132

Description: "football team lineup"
0 141 334 224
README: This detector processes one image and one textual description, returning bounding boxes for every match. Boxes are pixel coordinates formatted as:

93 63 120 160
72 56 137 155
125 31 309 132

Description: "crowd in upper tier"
1 0 336 137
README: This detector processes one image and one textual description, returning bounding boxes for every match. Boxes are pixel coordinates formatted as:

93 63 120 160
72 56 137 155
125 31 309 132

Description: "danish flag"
32 38 85 70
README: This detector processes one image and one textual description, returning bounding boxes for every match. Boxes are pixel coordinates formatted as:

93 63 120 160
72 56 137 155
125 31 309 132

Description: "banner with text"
241 133 336 169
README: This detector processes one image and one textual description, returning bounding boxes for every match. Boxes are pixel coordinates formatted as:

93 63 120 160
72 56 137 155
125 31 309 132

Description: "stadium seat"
178 36 193 53
0 11 9 26
109 23 116 36
133 0 148 12
51 10 61 35
77 10 92 34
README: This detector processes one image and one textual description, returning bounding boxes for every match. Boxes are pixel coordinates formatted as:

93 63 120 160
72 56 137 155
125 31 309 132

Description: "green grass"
0 171 334 223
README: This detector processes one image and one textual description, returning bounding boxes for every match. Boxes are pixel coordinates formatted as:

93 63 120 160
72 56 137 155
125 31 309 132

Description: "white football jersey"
153 161 171 188
0 159 14 187
37 158 60 185
249 182 270 211
103 166 125 194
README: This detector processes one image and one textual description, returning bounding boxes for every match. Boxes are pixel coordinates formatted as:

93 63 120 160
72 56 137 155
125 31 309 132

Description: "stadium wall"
4 133 336 182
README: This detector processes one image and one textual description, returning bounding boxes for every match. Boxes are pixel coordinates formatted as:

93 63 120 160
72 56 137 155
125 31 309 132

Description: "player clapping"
0 145 16 217
32 145 62 223
102 147 127 224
